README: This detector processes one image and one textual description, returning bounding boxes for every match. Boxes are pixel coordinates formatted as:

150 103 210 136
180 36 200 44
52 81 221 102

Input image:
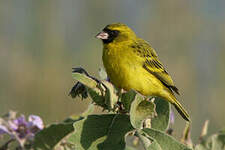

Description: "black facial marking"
102 28 120 44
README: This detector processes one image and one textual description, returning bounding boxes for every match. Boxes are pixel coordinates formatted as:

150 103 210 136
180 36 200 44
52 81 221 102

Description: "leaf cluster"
31 68 225 150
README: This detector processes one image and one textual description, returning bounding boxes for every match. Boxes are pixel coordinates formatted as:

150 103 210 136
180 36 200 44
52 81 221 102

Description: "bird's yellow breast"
102 42 164 96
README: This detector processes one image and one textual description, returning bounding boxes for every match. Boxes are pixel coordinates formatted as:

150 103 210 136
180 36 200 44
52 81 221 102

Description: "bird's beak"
95 31 109 40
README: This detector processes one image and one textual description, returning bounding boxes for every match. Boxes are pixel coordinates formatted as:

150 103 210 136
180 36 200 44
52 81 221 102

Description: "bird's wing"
133 38 180 95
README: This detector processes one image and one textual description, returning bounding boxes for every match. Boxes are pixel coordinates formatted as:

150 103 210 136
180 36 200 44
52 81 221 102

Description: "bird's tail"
170 94 190 122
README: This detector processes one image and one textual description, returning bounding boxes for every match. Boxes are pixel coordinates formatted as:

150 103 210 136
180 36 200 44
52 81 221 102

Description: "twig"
199 120 209 142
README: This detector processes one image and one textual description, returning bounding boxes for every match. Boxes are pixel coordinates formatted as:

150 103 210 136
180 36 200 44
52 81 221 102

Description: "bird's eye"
109 30 119 38
111 30 119 35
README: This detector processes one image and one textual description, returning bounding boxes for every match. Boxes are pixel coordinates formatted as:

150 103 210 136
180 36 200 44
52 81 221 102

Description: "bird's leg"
117 89 127 100
147 97 155 102
114 88 122 112
117 88 122 101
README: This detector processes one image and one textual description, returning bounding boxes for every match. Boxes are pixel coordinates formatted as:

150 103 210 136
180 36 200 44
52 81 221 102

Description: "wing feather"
133 38 180 95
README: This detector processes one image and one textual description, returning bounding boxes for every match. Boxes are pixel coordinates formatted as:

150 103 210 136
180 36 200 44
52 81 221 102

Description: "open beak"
95 31 109 40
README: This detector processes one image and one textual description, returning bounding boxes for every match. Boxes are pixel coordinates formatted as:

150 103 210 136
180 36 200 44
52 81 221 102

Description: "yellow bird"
96 23 190 121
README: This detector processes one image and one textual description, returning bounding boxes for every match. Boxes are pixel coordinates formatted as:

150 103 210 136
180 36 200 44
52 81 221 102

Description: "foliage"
67 114 133 150
1 67 225 150
32 120 77 150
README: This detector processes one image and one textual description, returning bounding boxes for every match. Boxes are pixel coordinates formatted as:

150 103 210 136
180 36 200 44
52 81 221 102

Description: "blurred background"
0 0 225 142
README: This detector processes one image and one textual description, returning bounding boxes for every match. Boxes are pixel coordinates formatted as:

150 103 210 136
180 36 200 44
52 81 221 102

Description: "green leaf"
88 89 107 108
68 114 134 150
72 72 104 102
72 73 98 89
130 93 156 129
33 119 81 150
121 90 137 112
195 132 225 150
72 71 119 111
87 81 118 110
101 81 118 110
151 97 170 131
33 102 94 150
142 128 191 150
148 139 162 150
136 130 152 149
136 130 162 150
124 146 137 150
70 71 100 99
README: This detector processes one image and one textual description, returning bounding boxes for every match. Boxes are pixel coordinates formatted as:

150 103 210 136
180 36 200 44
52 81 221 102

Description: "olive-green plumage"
96 23 190 121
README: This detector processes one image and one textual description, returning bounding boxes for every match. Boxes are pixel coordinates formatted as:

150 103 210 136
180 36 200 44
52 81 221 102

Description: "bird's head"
96 23 136 44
